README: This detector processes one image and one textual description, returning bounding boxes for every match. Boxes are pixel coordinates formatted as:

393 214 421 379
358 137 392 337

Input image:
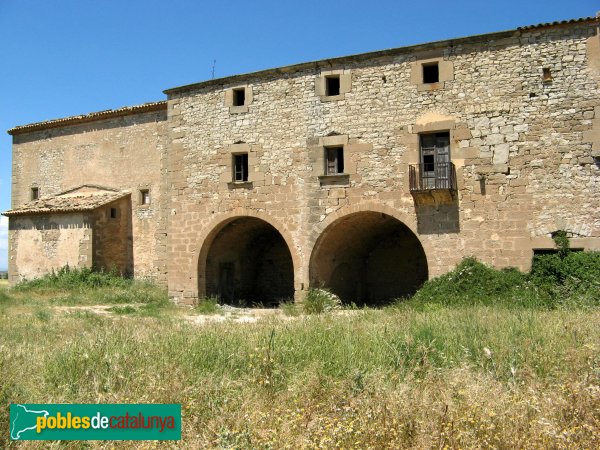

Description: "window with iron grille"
325 146 344 175
420 132 450 188
233 153 249 182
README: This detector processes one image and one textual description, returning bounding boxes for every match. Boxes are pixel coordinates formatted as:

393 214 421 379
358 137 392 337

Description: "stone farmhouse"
4 16 600 306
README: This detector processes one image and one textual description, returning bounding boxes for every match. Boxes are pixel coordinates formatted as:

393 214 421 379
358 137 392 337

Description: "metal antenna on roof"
211 60 216 79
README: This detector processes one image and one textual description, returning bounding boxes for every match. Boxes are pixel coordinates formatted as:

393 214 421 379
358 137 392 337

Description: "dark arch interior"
205 217 294 307
310 212 428 306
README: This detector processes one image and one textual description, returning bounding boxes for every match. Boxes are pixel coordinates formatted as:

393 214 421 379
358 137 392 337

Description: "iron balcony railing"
409 162 457 192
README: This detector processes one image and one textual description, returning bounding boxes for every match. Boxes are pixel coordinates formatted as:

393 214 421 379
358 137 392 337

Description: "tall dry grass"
1 299 599 448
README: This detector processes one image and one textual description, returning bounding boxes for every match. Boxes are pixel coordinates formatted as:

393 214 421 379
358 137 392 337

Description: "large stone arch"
308 202 430 305
194 209 300 306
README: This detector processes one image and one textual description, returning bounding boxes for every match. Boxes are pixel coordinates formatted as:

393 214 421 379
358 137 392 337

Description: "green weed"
196 296 221 314
303 288 342 314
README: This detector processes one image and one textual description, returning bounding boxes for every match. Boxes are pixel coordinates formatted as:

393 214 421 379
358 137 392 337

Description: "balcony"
409 162 457 205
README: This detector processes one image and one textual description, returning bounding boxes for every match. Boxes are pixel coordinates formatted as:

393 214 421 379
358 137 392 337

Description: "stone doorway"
310 211 428 306
204 217 294 307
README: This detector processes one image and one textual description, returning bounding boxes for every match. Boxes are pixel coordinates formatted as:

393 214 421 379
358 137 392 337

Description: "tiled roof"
517 16 597 30
3 191 130 217
7 101 167 136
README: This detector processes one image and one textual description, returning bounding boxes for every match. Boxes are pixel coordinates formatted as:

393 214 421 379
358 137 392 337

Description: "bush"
303 288 342 314
406 253 600 309
196 297 221 314
13 266 131 291
530 251 600 305
8 266 171 309
410 257 527 307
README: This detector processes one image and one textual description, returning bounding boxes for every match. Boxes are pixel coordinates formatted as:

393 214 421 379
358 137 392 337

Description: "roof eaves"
2 192 131 217
517 16 597 31
7 101 167 136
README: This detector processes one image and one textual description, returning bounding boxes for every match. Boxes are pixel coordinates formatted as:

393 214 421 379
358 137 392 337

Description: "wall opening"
325 75 341 96
140 189 150 205
204 217 294 307
325 146 344 175
422 62 439 84
233 88 246 106
310 211 428 306
233 153 249 182
542 67 553 82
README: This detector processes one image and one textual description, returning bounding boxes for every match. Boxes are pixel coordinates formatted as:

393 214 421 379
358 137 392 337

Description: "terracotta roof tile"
3 191 129 217
517 16 597 30
7 101 167 136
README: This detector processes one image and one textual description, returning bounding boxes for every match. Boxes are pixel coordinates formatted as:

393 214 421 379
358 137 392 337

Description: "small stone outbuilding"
4 186 132 279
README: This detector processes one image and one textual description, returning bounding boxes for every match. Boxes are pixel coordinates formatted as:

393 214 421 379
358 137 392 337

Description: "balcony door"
420 132 450 189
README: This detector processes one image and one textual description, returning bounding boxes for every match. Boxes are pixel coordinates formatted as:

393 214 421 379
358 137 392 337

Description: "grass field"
1 262 599 448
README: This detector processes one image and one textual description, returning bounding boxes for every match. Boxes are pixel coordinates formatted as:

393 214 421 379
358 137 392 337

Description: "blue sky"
0 0 597 270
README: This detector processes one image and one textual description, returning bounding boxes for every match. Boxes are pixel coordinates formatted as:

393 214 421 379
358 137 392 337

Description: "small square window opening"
325 76 341 96
31 187 39 200
232 88 246 106
542 68 552 82
140 189 150 205
422 63 439 84
110 208 118 219
233 153 249 182
325 147 344 175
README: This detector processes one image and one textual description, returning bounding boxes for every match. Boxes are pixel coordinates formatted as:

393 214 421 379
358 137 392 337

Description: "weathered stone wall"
7 21 600 302
8 213 92 282
166 22 600 303
91 196 133 275
10 109 168 284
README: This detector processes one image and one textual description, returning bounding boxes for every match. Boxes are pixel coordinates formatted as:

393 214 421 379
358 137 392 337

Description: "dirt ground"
53 303 289 325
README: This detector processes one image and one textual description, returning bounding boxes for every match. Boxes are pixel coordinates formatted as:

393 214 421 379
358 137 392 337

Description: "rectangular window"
420 132 450 188
232 88 246 106
31 187 39 200
325 146 344 175
325 76 341 96
422 62 439 84
110 208 118 219
140 189 150 205
542 67 552 82
233 153 249 182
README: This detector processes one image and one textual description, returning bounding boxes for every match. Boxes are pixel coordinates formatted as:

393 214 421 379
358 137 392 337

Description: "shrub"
196 296 221 314
13 266 131 291
530 251 600 305
410 257 527 307
303 288 342 314
406 253 600 309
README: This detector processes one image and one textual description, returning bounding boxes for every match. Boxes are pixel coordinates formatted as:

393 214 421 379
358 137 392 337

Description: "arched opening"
203 217 294 307
310 211 428 306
